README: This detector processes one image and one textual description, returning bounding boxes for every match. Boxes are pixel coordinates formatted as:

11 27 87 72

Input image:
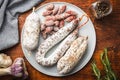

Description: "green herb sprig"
91 62 101 80
91 48 117 80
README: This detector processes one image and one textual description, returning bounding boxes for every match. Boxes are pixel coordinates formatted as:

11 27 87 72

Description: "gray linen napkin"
0 0 43 51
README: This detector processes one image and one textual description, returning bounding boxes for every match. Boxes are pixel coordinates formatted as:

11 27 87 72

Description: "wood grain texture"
0 0 120 80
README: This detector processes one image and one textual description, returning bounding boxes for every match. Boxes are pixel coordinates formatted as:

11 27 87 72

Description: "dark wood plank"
0 0 120 80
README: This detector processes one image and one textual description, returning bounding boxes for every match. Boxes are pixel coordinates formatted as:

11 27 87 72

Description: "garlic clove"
10 58 28 79
0 53 12 68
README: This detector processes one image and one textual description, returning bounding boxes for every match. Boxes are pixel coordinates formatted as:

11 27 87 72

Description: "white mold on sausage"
36 30 78 66
36 19 78 66
57 36 88 74
23 8 40 50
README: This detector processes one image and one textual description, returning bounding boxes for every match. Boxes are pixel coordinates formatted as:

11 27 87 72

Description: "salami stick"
36 19 78 65
57 14 89 74
36 30 78 66
57 36 88 74
23 7 40 50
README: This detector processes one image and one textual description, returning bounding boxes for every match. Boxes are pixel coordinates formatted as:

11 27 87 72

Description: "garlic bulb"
0 53 12 68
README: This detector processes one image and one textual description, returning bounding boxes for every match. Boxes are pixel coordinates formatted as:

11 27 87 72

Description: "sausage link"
59 20 64 28
45 15 56 21
65 16 76 22
23 8 40 50
36 30 78 66
58 5 66 14
55 13 70 20
54 21 59 27
36 19 78 66
46 3 54 10
45 13 70 21
44 27 53 34
66 10 77 16
53 27 59 32
45 20 55 27
57 36 88 74
40 24 46 31
52 6 59 15
42 10 52 16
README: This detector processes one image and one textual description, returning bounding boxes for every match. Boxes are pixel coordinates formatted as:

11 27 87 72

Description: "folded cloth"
0 0 43 51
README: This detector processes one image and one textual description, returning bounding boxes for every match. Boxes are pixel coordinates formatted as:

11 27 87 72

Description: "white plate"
21 2 96 77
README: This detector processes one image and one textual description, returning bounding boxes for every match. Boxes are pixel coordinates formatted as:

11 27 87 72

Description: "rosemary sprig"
91 48 117 80
100 48 117 80
91 62 101 80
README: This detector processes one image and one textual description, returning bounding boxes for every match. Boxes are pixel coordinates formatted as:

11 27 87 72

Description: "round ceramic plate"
21 2 96 77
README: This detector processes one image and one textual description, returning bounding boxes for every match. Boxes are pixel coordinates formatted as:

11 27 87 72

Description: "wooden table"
1 0 120 80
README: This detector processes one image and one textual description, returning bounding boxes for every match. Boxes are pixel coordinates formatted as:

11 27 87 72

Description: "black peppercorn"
90 0 112 19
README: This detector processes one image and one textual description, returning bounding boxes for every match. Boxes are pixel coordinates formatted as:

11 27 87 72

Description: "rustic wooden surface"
0 0 120 80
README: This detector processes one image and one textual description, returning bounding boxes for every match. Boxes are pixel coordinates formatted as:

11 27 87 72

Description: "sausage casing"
36 19 78 66
23 9 40 50
57 36 88 74
36 30 78 66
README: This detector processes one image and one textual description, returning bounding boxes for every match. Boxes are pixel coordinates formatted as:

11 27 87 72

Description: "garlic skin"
10 58 28 79
0 57 28 79
0 53 12 68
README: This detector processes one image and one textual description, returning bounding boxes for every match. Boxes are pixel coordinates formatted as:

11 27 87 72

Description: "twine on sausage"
33 7 35 12
77 14 89 29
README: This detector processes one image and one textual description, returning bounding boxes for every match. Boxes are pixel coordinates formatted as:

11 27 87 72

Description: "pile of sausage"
41 4 77 39
22 4 89 74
